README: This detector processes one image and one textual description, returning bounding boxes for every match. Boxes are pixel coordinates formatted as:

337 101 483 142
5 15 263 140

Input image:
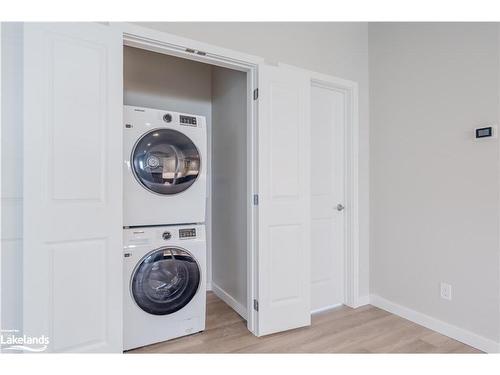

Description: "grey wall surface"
124 46 213 117
369 23 500 341
136 22 371 298
211 67 248 311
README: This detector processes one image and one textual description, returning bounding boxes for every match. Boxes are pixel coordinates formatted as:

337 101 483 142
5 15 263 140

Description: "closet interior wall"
211 66 247 317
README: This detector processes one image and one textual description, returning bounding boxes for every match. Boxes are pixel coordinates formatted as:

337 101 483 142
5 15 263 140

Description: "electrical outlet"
440 282 452 301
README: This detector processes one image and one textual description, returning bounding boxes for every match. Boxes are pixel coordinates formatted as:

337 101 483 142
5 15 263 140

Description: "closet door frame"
112 22 262 334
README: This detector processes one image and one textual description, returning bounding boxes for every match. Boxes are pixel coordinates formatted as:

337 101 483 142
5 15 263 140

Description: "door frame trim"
110 22 262 334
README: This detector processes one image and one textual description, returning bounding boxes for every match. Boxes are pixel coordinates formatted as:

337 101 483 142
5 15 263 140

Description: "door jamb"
110 22 262 334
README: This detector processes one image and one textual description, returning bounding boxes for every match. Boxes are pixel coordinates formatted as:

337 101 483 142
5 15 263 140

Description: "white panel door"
310 84 345 312
257 64 311 335
23 23 123 353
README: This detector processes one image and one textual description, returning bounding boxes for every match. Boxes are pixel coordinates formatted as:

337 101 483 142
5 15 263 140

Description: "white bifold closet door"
23 23 123 352
257 64 311 336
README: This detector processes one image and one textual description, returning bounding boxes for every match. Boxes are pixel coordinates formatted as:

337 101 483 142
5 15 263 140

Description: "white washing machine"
123 105 207 227
123 224 207 351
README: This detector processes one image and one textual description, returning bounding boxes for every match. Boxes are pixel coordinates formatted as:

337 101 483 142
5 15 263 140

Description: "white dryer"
123 224 206 351
123 106 207 227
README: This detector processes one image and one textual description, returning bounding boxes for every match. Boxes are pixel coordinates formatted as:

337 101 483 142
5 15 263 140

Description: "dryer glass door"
131 247 201 315
132 128 201 195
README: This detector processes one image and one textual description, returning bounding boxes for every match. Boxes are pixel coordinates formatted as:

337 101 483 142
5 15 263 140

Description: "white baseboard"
211 282 248 320
311 303 343 315
206 282 212 291
355 295 371 308
370 294 500 353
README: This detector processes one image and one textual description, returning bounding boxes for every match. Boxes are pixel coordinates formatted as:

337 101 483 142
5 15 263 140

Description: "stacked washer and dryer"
123 105 208 351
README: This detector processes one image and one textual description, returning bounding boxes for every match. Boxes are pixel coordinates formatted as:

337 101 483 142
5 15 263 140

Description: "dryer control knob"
163 113 172 123
162 231 172 240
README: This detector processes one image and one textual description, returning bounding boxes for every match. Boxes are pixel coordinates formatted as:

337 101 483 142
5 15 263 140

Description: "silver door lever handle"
336 204 345 211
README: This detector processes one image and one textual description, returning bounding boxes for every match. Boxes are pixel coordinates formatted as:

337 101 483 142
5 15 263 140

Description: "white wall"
211 67 247 314
369 23 500 342
136 22 371 298
1 22 23 335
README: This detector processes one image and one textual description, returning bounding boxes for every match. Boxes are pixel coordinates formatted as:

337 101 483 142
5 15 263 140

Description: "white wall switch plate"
440 282 452 301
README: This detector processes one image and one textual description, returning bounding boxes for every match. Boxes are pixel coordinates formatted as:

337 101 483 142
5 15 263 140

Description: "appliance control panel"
179 228 197 239
180 115 197 126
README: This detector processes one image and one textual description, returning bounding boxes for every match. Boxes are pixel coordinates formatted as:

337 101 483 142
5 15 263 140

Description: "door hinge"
253 299 259 311
253 88 259 100
253 194 259 206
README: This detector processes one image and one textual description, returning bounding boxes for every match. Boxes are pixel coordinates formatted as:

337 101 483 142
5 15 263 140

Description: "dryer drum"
131 247 201 315
132 128 201 195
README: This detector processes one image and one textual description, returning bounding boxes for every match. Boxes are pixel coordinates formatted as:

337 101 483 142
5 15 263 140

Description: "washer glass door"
132 128 201 195
131 247 201 315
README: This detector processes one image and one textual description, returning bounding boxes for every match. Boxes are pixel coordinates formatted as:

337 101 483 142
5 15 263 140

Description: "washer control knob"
162 231 172 240
163 113 172 123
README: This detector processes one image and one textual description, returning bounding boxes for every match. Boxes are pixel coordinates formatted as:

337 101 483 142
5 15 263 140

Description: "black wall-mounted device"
476 126 493 139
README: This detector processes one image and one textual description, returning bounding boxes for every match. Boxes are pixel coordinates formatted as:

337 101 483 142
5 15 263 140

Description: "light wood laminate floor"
129 292 481 353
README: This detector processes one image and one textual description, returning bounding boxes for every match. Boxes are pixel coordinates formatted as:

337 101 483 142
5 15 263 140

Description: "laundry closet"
15 22 357 353
123 46 249 329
